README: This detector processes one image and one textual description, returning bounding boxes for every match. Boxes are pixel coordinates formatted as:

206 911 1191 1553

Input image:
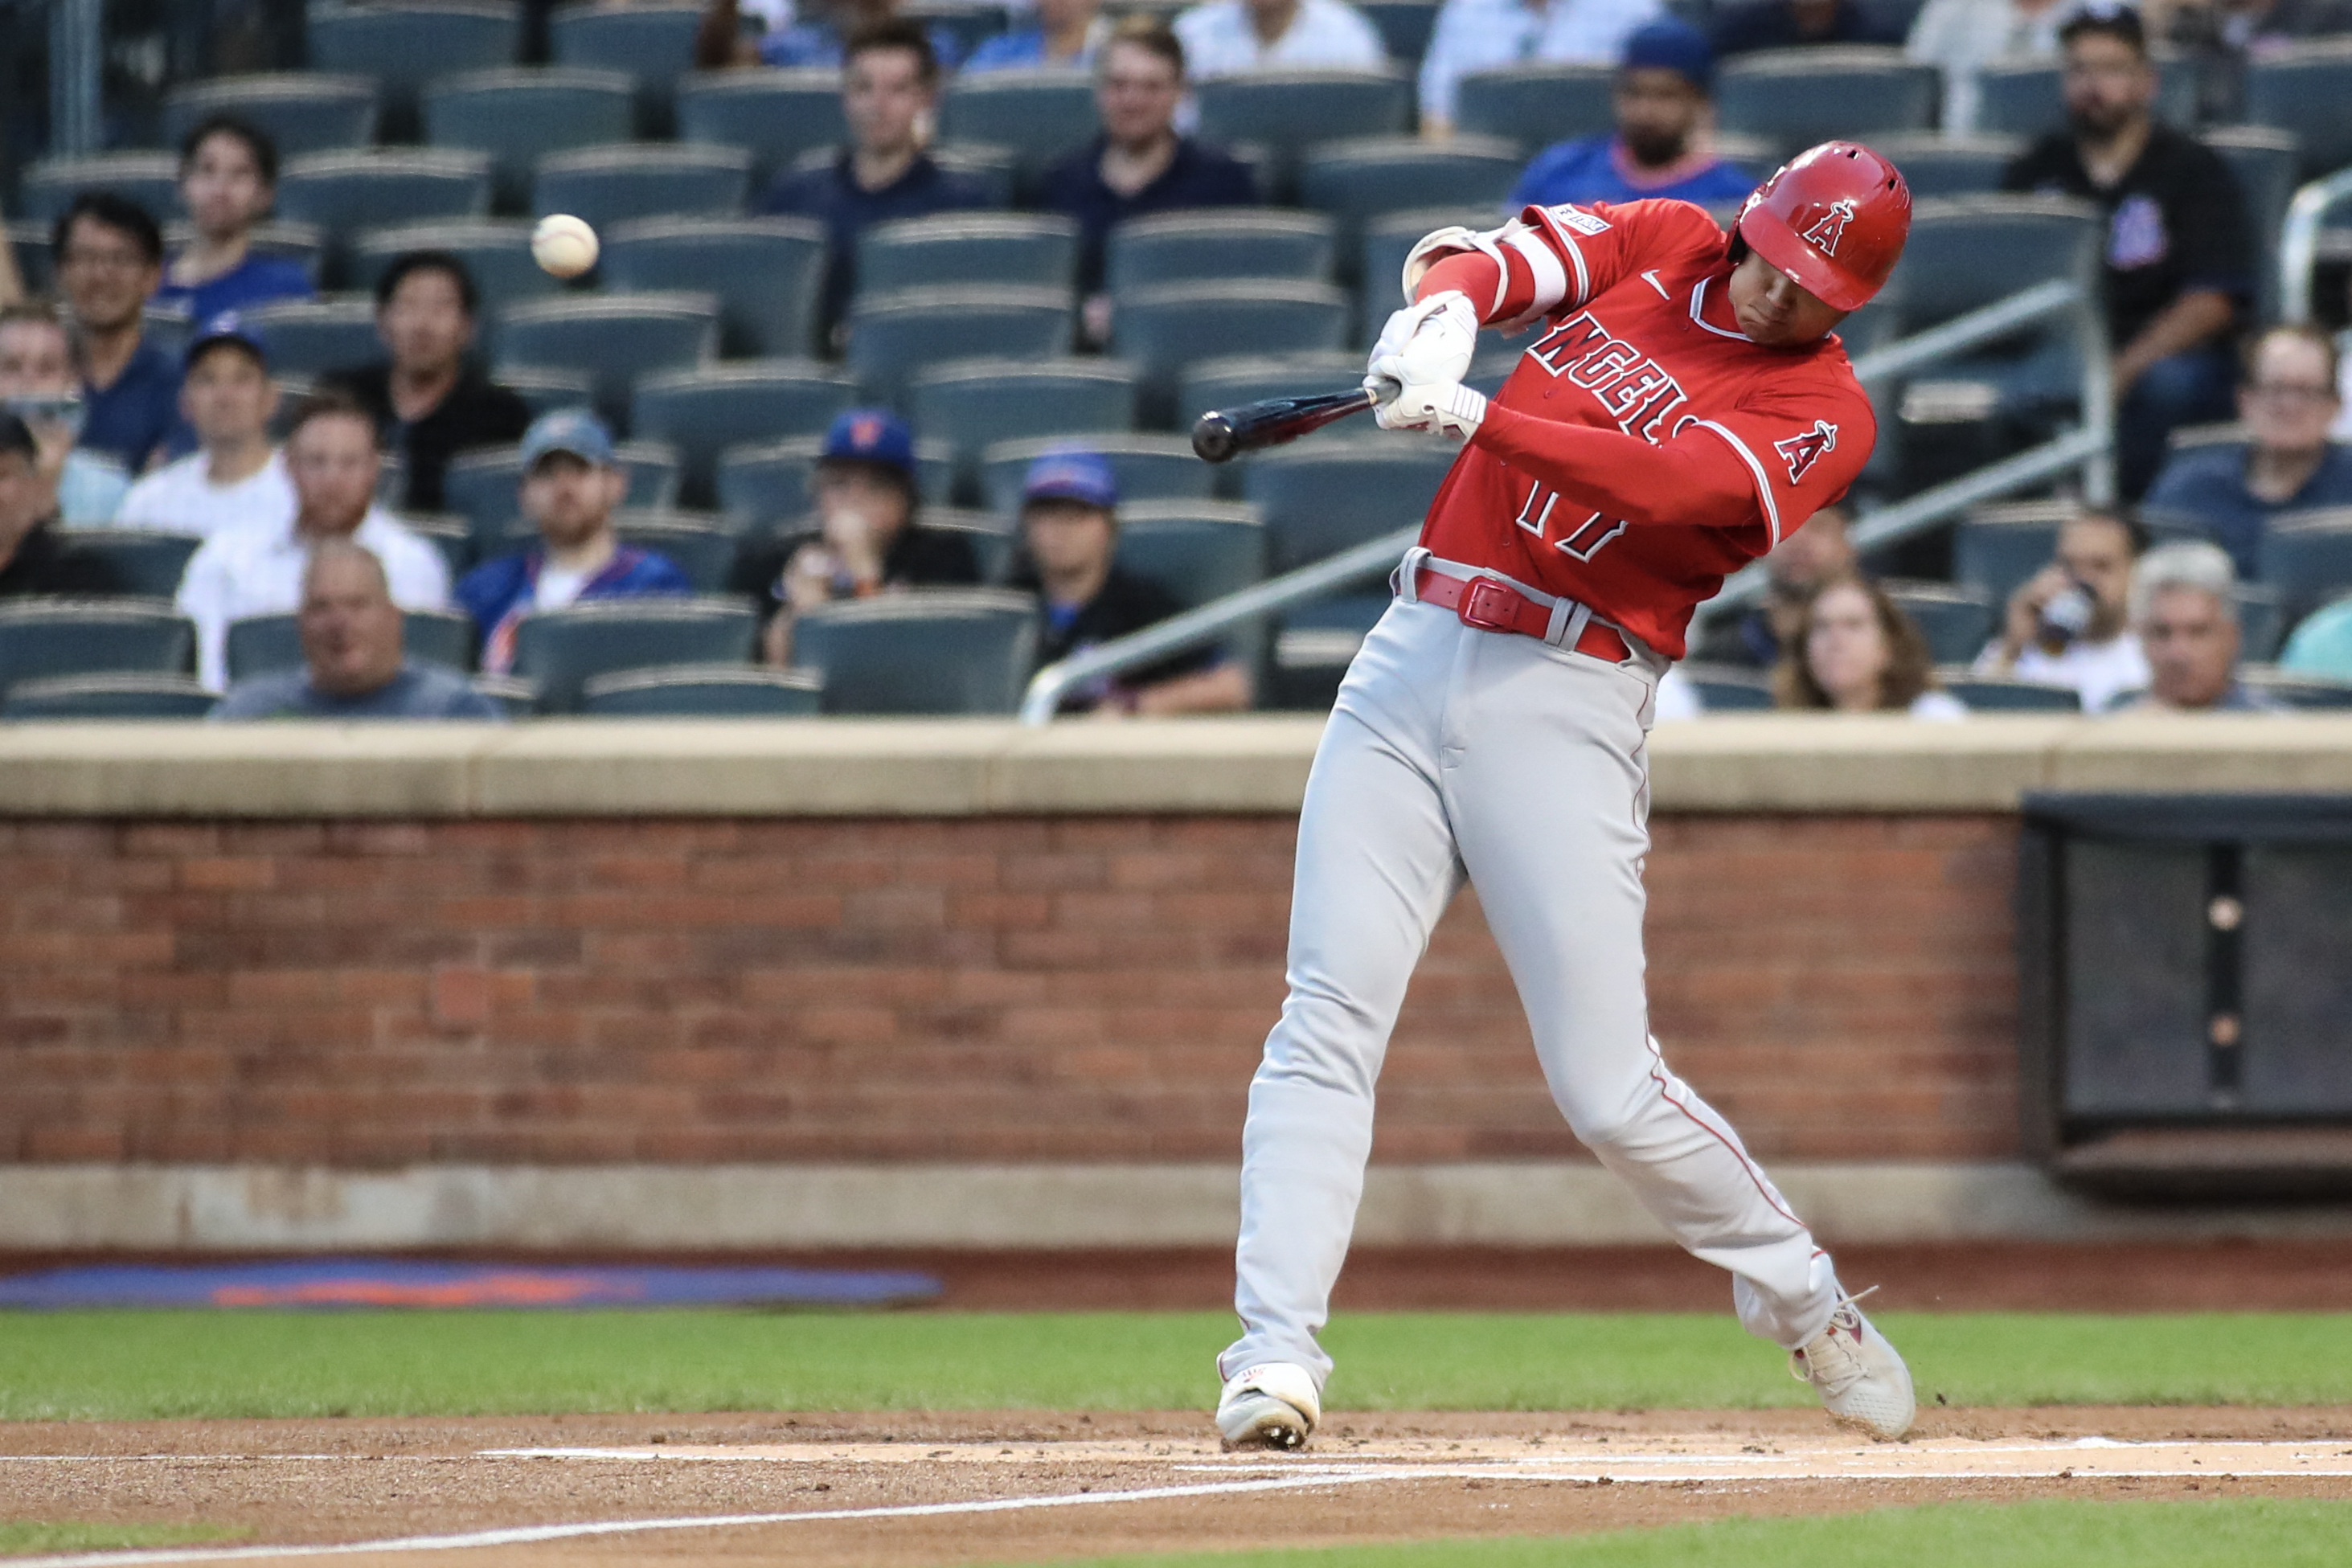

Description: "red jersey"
1416 198 1875 660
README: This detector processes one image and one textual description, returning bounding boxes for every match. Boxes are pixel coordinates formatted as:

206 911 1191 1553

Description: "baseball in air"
531 214 598 278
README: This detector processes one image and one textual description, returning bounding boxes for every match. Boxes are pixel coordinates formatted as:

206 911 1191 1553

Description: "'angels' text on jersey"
1526 312 1691 446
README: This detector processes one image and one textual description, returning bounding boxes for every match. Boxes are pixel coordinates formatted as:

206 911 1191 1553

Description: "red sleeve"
1412 199 1727 327
1470 405 1758 531
1682 372 1877 546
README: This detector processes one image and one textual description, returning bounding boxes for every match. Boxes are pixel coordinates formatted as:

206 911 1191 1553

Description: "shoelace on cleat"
1789 1284 1881 1393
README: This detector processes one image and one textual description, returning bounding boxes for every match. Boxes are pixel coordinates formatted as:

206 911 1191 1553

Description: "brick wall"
0 813 2018 1166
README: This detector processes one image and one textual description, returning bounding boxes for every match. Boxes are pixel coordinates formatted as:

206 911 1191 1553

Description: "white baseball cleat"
1215 1362 1321 1451
1789 1294 1916 1440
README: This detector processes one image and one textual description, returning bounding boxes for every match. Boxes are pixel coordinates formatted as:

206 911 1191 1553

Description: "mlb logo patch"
1550 206 1612 236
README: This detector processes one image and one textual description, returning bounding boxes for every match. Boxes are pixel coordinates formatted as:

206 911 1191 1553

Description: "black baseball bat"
1191 386 1378 464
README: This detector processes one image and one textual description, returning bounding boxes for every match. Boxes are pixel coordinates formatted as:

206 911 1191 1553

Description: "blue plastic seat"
57 530 200 599
1716 47 1936 160
674 69 846 186
531 144 752 228
163 73 379 157
1976 51 2201 139
1867 133 2022 200
497 366 596 420
423 68 636 211
912 358 1141 489
497 293 719 428
305 0 522 135
2260 506 2352 628
275 150 494 259
1952 502 2066 605
2 673 215 719
1105 210 1331 297
0 600 195 694
350 221 561 323
580 663 822 716
1111 280 1351 422
1679 665 1776 711
17 154 178 224
1451 63 1612 152
858 214 1080 294
1194 70 1415 197
846 285 1074 407
2243 39 2352 181
1358 0 1438 66
2202 126 2301 323
1297 136 1523 260
244 297 382 379
1242 440 1453 573
443 441 681 551
510 597 758 711
601 216 829 359
789 588 1038 714
548 2 704 133
225 609 477 680
1941 677 2082 713
631 362 858 507
979 434 1211 514
1881 194 2102 409
1884 579 1996 665
938 70 1100 191
1113 500 1269 674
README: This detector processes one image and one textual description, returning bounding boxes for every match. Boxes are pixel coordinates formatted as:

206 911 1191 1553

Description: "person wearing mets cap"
1215 142 1919 1454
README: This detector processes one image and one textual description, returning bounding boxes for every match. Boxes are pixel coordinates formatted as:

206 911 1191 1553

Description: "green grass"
997 1500 2352 1568
0 1522 245 1556
5 1311 2352 1422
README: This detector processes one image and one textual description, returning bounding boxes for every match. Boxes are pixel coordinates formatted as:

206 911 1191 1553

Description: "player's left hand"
1375 380 1487 440
1365 293 1477 406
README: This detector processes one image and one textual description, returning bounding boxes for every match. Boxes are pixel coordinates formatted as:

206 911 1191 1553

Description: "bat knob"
1191 412 1238 465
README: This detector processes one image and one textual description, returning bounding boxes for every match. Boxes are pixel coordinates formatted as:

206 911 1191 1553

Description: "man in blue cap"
731 407 981 664
1016 448 1249 716
457 410 693 673
117 312 296 540
1508 18 1760 210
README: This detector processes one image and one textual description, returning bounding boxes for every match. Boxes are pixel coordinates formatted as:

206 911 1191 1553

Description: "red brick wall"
0 814 2018 1166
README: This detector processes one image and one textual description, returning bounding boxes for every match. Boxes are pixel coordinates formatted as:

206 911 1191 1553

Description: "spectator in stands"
1711 0 1900 55
1691 502 1854 666
458 411 692 673
53 193 184 473
0 301 129 526
154 115 313 324
2151 0 2352 121
731 408 978 664
2111 538 2276 711
2144 325 2352 579
1039 17 1257 338
1971 509 2149 712
1508 18 1759 210
1013 450 1250 715
2003 6 2252 500
761 19 994 339
117 313 295 542
215 540 501 721
1904 0 2066 133
0 411 121 596
1420 0 1659 133
967 0 1112 70
1775 575 1967 718
1173 0 1385 78
178 395 452 692
701 0 969 69
326 252 532 516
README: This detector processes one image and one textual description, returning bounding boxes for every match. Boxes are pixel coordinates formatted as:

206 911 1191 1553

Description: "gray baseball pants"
1223 567 1843 1392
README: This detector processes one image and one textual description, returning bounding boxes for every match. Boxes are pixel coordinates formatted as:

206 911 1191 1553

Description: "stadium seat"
422 68 636 211
497 293 719 428
1941 677 2083 712
1678 664 1776 711
350 221 559 321
1716 47 1936 160
631 362 855 506
1884 580 1996 665
1866 133 2022 200
531 144 752 227
846 285 1074 407
858 214 1080 295
548 2 703 132
1112 280 1351 424
601 216 828 359
226 608 477 680
2244 39 2352 181
580 663 823 716
444 440 681 550
1114 501 1271 670
59 530 200 600
276 151 494 255
2260 507 2352 628
1297 137 1523 259
497 366 596 419
790 588 1038 714
938 71 1100 191
1880 195 2102 407
1451 64 1613 152
1243 440 1454 572
2239 583 2285 661
17 154 178 224
6 221 49 293
904 0 1012 59
0 600 195 695
979 434 1211 514
1266 593 1387 710
1360 209 1514 332
1194 71 1415 197
162 73 379 158
1 673 215 719
1105 210 1332 297
1975 50 2201 139
305 0 523 137
711 435 949 526
926 143 1020 209
405 514 475 579
912 358 1141 492
1952 502 2066 605
243 297 381 379
510 596 757 711
2202 127 2301 324
674 69 846 185
1358 0 1438 66
2243 666 2352 710
926 507 1021 582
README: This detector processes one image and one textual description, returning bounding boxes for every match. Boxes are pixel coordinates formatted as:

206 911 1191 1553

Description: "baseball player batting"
1215 142 1917 1450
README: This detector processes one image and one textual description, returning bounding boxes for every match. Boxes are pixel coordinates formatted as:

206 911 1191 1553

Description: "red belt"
1413 567 1630 662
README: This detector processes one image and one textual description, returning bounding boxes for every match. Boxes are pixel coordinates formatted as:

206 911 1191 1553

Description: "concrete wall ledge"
10 1162 2352 1250
4 714 2352 817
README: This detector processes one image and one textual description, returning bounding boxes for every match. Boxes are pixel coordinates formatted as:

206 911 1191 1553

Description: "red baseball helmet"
1735 141 1912 313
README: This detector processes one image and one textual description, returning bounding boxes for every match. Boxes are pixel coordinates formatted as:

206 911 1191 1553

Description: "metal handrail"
1019 278 2113 722
2280 168 2352 325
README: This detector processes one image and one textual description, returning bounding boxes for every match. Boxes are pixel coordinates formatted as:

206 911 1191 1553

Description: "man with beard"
2002 4 2251 498
1508 20 1758 211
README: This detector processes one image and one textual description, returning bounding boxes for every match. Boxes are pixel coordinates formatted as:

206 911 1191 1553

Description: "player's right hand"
1364 293 1477 407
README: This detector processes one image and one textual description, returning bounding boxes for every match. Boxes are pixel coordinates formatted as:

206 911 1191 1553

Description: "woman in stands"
1776 575 1967 718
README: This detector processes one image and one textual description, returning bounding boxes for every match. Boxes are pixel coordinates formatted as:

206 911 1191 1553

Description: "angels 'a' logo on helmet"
1800 198 1858 258
1775 420 1839 483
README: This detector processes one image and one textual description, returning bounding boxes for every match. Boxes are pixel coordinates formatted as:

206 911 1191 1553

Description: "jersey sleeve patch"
1547 205 1613 236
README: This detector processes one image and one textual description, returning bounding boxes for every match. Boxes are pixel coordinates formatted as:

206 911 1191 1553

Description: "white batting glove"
1375 380 1487 440
1362 292 1477 407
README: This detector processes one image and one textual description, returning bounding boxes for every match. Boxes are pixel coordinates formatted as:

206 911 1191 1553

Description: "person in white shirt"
116 313 296 541
1971 510 2150 714
1904 0 2067 133
1419 0 1658 132
1173 0 1385 79
0 301 129 526
176 393 450 692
